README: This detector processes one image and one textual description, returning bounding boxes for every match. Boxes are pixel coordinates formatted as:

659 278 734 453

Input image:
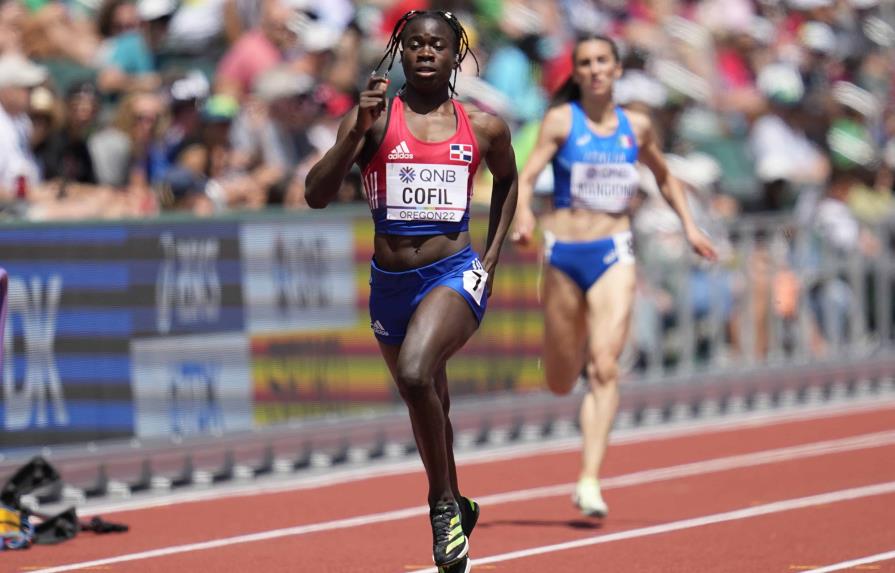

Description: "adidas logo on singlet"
387 140 414 160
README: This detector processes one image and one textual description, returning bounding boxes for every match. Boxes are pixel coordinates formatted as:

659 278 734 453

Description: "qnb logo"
156 233 222 334
168 361 222 436
399 166 416 184
3 275 68 430
274 234 331 310
387 140 414 160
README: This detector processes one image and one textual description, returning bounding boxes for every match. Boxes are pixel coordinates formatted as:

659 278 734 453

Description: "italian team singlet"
362 96 482 235
551 102 640 213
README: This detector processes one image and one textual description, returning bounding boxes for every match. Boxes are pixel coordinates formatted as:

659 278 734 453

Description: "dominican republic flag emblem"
449 144 473 163
619 135 633 149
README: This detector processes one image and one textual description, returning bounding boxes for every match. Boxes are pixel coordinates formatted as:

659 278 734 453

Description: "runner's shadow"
478 519 603 531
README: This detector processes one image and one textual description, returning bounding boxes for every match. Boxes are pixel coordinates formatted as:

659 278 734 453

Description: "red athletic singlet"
362 96 482 235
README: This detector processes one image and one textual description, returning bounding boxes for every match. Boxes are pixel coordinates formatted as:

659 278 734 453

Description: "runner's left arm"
481 115 519 293
637 116 718 262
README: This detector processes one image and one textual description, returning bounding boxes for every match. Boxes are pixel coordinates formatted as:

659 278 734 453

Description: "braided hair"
372 10 479 96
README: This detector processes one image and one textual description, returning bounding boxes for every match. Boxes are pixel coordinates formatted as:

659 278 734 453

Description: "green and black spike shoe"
431 500 468 567
459 496 479 539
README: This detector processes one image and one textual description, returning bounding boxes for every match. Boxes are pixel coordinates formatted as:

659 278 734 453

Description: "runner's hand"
686 225 718 262
353 75 388 135
510 207 536 246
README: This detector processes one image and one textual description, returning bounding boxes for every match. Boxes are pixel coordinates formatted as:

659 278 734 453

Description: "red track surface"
7 402 895 573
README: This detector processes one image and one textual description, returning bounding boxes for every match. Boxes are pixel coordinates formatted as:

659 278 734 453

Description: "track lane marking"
409 483 895 572
26 430 895 573
803 550 895 572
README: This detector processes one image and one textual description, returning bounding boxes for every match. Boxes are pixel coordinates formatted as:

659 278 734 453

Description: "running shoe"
459 496 479 538
438 555 472 573
572 476 609 518
431 499 468 566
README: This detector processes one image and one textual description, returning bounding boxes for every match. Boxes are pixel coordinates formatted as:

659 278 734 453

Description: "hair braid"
372 10 480 97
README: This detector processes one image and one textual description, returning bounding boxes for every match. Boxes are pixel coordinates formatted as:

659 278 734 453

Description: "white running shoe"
572 477 609 518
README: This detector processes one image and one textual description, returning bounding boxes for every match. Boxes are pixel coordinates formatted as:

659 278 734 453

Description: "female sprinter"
304 11 518 571
511 35 716 518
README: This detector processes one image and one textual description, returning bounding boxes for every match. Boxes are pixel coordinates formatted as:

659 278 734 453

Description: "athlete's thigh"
378 342 401 381
585 262 637 358
542 265 588 386
399 286 479 377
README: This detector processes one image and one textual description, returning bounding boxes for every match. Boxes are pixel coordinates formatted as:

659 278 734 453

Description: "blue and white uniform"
547 103 639 292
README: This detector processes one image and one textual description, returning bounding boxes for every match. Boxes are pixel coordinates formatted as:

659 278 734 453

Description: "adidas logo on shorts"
371 320 389 336
387 140 414 160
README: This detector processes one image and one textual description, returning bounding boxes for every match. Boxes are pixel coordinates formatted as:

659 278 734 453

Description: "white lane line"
68 398 895 516
409 482 895 573
803 549 895 572
478 429 895 506
26 431 895 573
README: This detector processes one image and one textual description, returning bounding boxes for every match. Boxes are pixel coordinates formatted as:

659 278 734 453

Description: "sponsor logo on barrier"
274 234 331 311
168 361 223 436
156 233 222 335
241 222 355 334
131 332 252 438
2 275 68 430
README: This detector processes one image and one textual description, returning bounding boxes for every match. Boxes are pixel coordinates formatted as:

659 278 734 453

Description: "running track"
6 399 895 572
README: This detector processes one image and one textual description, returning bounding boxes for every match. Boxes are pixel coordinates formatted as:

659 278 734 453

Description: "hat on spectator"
756 62 804 105
287 12 341 53
202 94 240 122
848 0 879 9
615 71 668 109
799 21 837 55
666 152 722 190
827 119 877 169
0 54 47 89
170 70 210 103
786 0 834 10
253 66 315 102
863 16 895 47
652 59 712 103
831 81 879 118
138 0 178 21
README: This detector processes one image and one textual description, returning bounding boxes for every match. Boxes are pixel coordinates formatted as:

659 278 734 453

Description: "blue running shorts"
545 231 635 293
369 244 489 345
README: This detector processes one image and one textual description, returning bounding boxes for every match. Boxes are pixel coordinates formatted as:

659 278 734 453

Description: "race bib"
385 163 469 222
569 162 639 213
462 258 487 306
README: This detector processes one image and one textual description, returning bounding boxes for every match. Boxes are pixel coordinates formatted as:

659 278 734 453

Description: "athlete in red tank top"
303 10 518 571
362 96 482 235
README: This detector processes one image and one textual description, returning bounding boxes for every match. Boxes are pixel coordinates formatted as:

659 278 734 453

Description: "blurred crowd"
0 0 893 360
0 0 890 221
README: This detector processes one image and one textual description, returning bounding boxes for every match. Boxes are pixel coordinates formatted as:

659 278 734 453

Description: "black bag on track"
0 456 128 549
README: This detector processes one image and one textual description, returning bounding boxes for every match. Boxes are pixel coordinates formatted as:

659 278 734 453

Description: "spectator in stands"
30 81 99 186
230 65 319 204
21 1 98 67
749 62 829 212
88 89 165 191
95 0 176 98
0 54 46 203
160 70 211 177
215 0 297 100
807 167 880 350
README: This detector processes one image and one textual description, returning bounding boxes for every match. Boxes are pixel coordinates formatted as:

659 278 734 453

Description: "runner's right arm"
305 77 388 209
511 105 570 245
